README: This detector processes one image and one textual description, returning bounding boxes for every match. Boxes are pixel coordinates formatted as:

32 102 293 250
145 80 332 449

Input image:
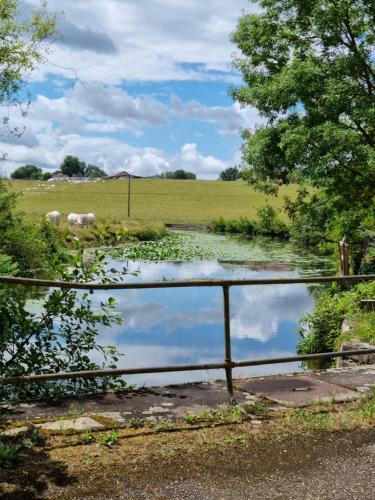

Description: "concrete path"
2 365 375 434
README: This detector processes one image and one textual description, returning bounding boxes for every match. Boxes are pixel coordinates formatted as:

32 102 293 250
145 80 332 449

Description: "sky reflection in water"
97 236 333 387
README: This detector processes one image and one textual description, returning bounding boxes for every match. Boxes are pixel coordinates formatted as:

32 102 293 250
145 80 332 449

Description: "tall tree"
84 164 107 178
11 164 42 179
0 1 56 151
232 0 375 270
219 167 241 181
60 155 86 177
163 169 196 179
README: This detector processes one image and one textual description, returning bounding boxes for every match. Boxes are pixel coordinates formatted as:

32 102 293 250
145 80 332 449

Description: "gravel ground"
118 429 375 500
3 427 374 500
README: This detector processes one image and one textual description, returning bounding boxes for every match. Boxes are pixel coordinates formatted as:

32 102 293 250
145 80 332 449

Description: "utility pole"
127 174 131 218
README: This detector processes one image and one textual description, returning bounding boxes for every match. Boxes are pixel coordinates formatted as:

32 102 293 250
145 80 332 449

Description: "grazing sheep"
77 214 89 228
87 213 96 225
46 211 60 225
67 213 96 228
67 213 79 226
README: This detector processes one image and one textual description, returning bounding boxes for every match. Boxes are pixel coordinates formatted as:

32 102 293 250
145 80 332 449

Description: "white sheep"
67 213 79 226
46 211 60 225
67 213 96 228
87 213 96 225
77 214 89 228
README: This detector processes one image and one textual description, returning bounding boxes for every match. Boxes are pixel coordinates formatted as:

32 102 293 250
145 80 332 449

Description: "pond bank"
3 364 375 427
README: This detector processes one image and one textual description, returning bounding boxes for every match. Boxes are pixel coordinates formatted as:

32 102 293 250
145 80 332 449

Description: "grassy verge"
1 390 374 497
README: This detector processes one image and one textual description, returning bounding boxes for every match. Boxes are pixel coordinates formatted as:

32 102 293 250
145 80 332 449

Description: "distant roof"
105 170 144 179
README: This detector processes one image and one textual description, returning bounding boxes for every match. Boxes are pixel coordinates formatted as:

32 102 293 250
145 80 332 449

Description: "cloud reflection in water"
95 259 317 386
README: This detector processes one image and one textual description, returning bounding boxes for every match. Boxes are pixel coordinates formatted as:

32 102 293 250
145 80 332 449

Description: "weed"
23 427 43 448
223 403 247 422
96 430 119 447
150 417 175 433
247 403 269 418
80 432 95 445
358 389 375 419
185 414 199 425
185 404 247 427
289 409 330 430
158 444 186 458
223 434 247 445
0 441 24 468
129 418 145 429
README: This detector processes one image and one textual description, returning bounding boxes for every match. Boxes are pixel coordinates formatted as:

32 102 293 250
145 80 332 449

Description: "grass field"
9 179 298 230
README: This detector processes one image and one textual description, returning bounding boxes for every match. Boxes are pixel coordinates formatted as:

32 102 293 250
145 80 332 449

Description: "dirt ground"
1 421 375 499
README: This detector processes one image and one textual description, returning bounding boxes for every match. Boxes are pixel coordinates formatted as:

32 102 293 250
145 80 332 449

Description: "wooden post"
339 238 350 276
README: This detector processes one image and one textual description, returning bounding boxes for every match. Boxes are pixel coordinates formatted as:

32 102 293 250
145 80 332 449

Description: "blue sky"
2 0 261 178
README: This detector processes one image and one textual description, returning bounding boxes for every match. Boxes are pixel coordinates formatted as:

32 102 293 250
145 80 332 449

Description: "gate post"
222 285 234 398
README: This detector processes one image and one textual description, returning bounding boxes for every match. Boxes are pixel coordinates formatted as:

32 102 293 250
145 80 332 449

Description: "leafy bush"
0 180 67 277
256 205 289 237
298 281 375 355
0 245 127 402
0 254 18 276
350 313 375 345
212 207 289 239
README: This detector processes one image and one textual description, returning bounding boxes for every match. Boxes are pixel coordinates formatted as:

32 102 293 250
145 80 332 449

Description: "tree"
219 167 241 181
232 0 375 271
10 164 42 180
0 1 56 150
60 155 86 177
84 164 107 178
42 171 52 180
163 169 196 179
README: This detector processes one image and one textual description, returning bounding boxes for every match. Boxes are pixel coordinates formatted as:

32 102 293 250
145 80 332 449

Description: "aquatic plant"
110 232 215 262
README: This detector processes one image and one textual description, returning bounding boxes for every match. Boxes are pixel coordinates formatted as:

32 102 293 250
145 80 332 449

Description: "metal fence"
1 274 375 397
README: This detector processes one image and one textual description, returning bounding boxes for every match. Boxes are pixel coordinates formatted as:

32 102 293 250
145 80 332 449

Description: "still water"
96 233 333 387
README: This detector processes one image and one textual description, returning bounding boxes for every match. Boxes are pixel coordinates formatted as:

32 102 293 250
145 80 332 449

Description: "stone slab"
36 416 104 432
1 426 29 437
237 375 358 407
310 366 375 392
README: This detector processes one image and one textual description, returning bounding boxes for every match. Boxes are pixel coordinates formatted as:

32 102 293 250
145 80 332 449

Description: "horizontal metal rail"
3 348 375 385
2 273 375 396
1 273 374 290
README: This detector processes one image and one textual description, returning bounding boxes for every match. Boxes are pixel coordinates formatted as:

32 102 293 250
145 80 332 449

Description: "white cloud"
171 95 248 136
180 143 226 176
29 83 169 136
0 132 228 178
25 0 258 83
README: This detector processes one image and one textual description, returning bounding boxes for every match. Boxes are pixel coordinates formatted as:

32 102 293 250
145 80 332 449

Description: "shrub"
212 210 289 238
256 205 289 237
212 217 226 233
0 181 67 277
0 245 127 402
0 254 18 276
298 281 375 355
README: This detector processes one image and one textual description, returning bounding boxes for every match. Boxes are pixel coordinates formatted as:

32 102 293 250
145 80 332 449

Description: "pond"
96 232 334 387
